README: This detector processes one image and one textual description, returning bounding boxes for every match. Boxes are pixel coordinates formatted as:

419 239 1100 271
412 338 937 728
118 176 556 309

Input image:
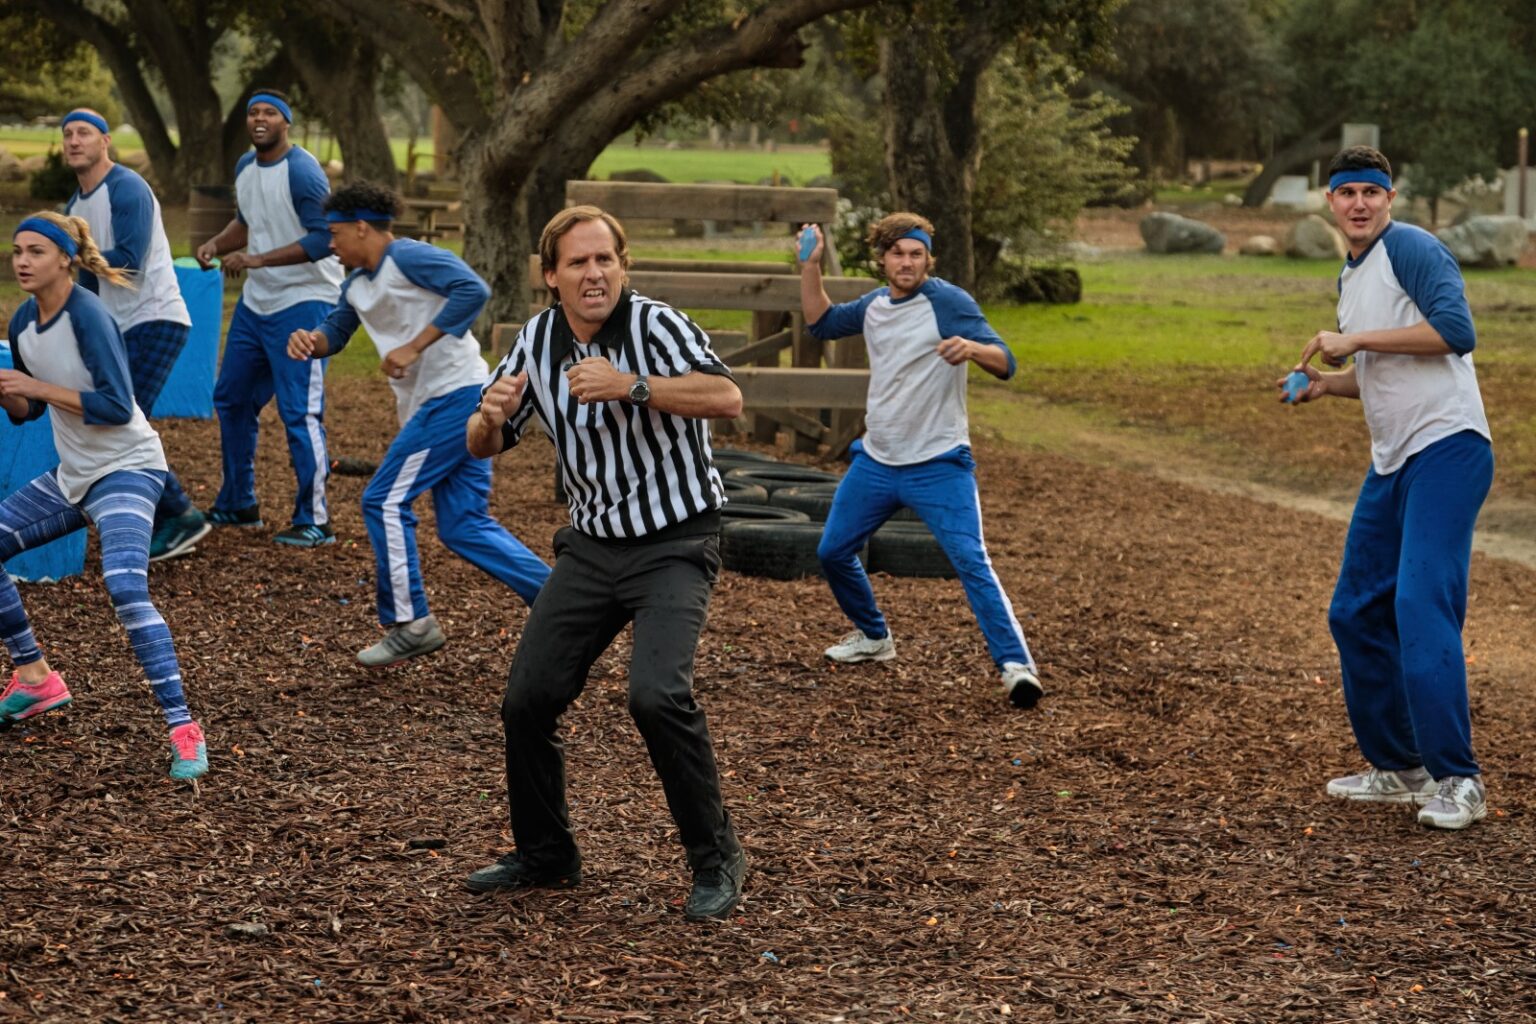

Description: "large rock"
1436 215 1529 268
1239 234 1280 256
0 151 24 183
1140 212 1225 254
1285 215 1347 260
18 155 46 174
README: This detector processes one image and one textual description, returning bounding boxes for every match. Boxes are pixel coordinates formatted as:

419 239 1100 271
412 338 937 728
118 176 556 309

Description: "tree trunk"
880 34 980 292
463 141 534 326
284 30 399 188
1242 119 1345 207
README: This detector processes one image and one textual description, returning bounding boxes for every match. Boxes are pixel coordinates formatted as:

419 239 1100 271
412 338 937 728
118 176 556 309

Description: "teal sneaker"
273 523 336 548
168 721 208 780
0 670 72 723
209 504 263 528
149 510 212 563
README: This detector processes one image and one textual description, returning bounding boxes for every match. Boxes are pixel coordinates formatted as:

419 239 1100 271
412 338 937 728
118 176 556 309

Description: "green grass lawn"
970 254 1536 523
0 126 830 185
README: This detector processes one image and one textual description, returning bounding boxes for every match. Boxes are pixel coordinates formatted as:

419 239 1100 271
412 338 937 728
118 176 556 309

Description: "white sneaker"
824 630 896 663
1326 766 1436 804
1000 662 1043 709
1417 775 1487 830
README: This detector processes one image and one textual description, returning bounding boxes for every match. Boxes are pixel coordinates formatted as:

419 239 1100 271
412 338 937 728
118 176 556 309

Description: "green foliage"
1096 0 1292 170
28 150 75 201
1268 0 1536 201
972 54 1137 297
0 14 121 123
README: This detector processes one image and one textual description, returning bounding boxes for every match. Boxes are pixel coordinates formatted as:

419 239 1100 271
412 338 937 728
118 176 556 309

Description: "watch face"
631 379 650 403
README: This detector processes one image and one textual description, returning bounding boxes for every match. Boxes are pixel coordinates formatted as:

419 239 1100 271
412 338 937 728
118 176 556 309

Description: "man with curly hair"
286 181 550 666
798 212 1041 710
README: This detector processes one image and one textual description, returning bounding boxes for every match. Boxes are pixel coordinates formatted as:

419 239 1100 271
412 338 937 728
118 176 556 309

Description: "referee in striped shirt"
465 206 747 920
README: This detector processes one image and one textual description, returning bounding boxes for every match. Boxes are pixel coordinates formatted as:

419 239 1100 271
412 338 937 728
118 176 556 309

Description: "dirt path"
2 377 1534 1021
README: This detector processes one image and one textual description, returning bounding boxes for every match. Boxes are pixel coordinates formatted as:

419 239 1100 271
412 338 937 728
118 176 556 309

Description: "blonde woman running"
0 211 207 779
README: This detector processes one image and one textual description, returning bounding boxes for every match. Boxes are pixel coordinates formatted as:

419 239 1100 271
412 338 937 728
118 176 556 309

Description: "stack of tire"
715 447 953 581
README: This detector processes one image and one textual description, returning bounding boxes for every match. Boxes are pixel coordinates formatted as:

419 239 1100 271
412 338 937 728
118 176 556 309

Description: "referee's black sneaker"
684 846 747 921
465 852 582 893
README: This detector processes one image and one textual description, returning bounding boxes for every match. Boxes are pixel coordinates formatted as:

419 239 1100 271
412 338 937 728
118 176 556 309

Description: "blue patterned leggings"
0 469 190 727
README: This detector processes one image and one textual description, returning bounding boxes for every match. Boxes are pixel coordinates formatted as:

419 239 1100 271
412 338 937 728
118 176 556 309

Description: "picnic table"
398 197 462 241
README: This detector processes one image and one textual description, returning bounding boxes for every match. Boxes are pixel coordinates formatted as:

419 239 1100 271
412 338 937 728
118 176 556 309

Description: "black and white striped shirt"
483 289 730 540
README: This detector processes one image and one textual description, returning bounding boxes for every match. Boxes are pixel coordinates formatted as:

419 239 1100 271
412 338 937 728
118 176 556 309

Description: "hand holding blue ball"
1282 370 1311 404
798 226 818 262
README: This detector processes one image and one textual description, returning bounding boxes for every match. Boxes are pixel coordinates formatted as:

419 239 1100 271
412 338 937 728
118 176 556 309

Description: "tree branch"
326 0 491 131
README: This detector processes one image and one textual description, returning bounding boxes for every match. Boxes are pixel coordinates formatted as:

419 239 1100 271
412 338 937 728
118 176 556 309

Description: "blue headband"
14 217 79 259
898 227 933 250
1329 168 1392 192
62 110 109 135
325 209 395 224
247 93 293 123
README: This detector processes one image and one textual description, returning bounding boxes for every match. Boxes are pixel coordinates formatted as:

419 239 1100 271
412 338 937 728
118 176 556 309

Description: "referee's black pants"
500 521 738 873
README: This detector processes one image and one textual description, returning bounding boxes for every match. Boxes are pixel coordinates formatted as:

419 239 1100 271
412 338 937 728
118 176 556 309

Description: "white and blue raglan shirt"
65 164 190 331
5 285 166 503
1338 221 1490 475
316 239 491 425
233 146 343 315
808 276 1016 466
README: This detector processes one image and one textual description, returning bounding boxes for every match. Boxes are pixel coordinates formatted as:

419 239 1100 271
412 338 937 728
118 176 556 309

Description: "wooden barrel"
188 184 235 253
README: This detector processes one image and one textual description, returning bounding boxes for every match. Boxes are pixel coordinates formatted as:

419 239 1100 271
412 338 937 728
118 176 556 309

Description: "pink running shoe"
0 670 73 723
168 721 208 780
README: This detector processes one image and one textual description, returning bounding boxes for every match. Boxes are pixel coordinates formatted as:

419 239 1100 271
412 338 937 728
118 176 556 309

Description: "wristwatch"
628 375 651 406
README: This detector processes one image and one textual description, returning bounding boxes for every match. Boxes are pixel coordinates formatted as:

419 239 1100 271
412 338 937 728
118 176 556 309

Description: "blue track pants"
0 469 191 726
212 299 332 527
1329 430 1492 780
817 442 1033 670
363 385 550 625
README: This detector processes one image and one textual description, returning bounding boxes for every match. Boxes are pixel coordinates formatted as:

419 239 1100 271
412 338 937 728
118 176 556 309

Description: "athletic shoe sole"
149 522 214 563
357 634 447 668
824 649 897 664
1324 785 1431 804
1419 804 1487 830
274 535 337 548
2 693 73 723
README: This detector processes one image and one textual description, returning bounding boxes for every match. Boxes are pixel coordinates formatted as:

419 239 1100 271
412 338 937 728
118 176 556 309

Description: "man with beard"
61 108 209 562
196 89 343 547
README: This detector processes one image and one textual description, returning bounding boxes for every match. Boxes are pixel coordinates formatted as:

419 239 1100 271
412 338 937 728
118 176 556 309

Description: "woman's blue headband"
247 93 293 123
14 217 79 259
62 110 109 135
1329 168 1392 192
897 227 933 250
325 209 395 224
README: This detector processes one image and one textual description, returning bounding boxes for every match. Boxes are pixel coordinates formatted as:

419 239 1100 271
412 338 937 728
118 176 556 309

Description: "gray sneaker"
1417 775 1487 830
824 630 896 663
1326 766 1436 804
357 615 446 667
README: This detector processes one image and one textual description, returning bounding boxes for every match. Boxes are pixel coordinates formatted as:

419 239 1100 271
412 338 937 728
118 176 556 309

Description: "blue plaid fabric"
122 319 194 520
122 320 189 413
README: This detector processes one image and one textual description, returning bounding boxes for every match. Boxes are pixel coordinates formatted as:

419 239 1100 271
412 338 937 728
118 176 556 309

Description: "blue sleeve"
100 169 155 272
316 275 363 356
4 306 46 423
1383 225 1476 355
288 154 334 262
234 152 255 226
808 290 880 341
390 241 490 336
930 280 1016 380
67 292 136 425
